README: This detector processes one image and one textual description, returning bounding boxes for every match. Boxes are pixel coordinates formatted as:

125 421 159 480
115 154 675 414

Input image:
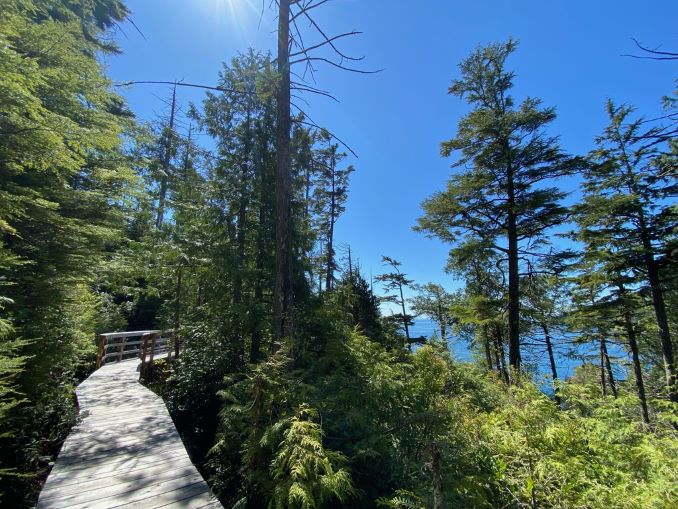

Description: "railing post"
149 332 158 365
118 335 127 362
96 330 166 370
140 333 150 362
139 333 150 379
96 334 106 368
166 330 174 361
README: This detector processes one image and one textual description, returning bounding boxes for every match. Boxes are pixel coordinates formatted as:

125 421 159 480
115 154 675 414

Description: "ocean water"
408 318 629 383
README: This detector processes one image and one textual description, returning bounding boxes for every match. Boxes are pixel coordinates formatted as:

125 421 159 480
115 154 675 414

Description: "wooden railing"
95 330 177 368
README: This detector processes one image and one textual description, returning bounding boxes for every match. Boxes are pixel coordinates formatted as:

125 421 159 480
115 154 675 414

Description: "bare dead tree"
116 1 378 347
273 0 293 346
271 0 378 346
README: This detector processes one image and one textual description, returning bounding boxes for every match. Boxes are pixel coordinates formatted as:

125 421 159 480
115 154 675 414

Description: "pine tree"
410 283 455 343
416 40 579 372
576 100 678 402
448 250 511 382
193 51 279 366
376 256 415 348
312 130 354 291
523 273 570 397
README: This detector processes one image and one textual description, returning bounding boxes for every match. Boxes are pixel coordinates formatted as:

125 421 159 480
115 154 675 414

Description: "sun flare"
209 0 260 27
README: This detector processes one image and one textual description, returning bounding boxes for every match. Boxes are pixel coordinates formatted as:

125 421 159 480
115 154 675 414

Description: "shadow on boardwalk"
37 359 222 509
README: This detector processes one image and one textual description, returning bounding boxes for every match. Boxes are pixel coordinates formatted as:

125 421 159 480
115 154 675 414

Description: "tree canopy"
1 4 677 509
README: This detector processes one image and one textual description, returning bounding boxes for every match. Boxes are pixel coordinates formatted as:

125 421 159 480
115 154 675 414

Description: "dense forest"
1 1 677 508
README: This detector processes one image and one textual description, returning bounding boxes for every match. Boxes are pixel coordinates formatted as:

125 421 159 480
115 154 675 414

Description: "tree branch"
290 31 363 58
291 0 332 22
621 38 678 60
115 80 254 96
290 56 382 74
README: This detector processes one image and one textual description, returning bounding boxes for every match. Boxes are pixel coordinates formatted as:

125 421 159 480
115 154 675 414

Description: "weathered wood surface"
38 359 222 509
97 331 175 367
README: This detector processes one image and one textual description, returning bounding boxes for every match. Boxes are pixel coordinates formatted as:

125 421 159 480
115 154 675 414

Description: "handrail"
95 330 177 368
99 330 160 339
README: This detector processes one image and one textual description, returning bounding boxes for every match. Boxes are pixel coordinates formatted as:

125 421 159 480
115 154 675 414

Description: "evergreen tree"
523 273 570 397
576 100 678 402
567 268 621 398
2 5 678 509
273 0 293 345
268 0 371 344
312 130 354 291
375 256 415 348
410 283 455 343
190 51 279 366
0 0 137 502
416 40 579 372
334 271 384 343
155 85 178 228
448 250 511 382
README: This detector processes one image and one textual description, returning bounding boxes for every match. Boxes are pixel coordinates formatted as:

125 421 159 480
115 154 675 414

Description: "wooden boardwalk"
37 358 223 509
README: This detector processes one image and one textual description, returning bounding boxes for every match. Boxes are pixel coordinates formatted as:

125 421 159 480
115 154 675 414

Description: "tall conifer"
417 40 578 372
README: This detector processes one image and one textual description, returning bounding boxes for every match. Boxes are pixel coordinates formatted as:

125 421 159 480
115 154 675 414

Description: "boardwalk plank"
39 470 201 505
103 482 211 509
37 359 222 509
157 493 222 509
39 460 197 499
41 455 194 491
40 472 204 508
46 449 189 480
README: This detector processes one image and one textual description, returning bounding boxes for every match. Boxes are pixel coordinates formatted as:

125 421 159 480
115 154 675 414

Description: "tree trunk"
601 336 617 398
493 333 502 377
541 322 560 404
347 245 353 280
599 335 617 398
304 160 312 220
273 0 293 346
437 298 446 342
639 221 677 402
173 263 183 359
624 310 650 423
506 163 521 372
483 325 494 371
431 442 442 509
542 323 558 382
156 85 177 228
494 325 509 384
325 155 336 291
399 282 411 348
304 161 314 290
600 337 607 396
622 150 677 402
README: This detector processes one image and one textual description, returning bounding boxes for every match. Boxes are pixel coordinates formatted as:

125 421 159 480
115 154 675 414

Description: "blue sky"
106 0 678 303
